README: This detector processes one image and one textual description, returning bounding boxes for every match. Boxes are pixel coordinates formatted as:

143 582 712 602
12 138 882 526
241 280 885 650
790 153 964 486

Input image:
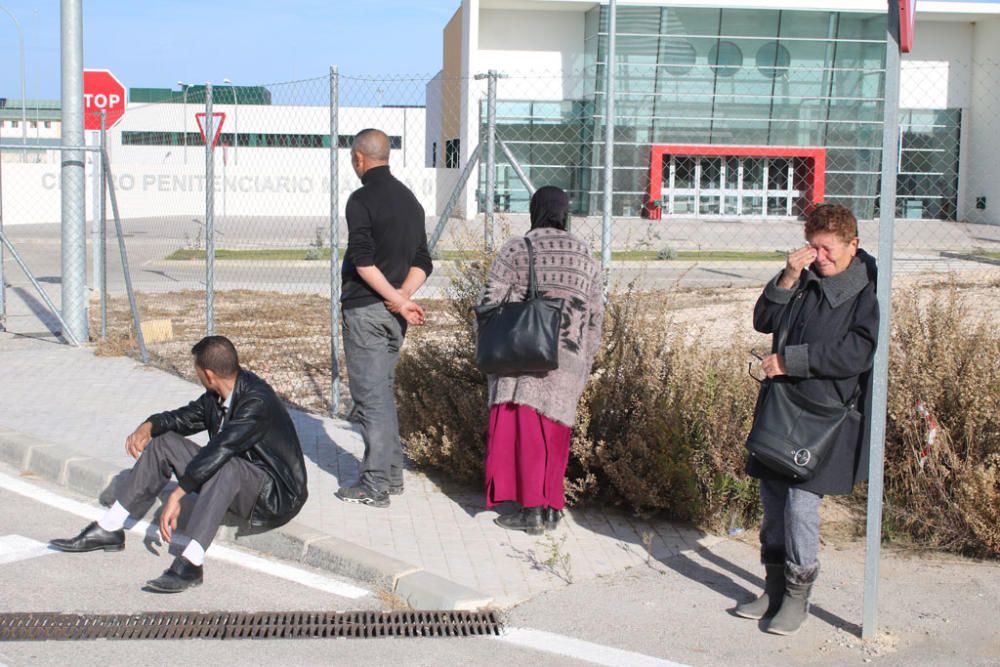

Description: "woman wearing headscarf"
479 186 605 535
738 203 879 635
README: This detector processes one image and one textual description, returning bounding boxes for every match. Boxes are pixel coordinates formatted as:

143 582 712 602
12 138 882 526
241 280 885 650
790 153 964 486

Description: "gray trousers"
759 478 822 584
342 302 407 493
117 431 266 549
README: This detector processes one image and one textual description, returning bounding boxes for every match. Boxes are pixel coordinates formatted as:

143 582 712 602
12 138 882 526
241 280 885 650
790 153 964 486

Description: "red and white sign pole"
83 69 125 342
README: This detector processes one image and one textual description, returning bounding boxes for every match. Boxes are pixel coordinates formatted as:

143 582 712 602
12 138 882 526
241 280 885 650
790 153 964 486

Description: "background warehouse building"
429 0 1000 224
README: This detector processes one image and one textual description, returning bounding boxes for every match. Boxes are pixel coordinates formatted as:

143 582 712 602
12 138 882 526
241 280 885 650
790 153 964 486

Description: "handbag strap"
774 284 802 355
524 236 539 300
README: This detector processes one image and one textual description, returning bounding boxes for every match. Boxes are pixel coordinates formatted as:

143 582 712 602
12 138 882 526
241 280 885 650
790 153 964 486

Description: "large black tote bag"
473 237 565 375
746 378 860 482
746 287 861 482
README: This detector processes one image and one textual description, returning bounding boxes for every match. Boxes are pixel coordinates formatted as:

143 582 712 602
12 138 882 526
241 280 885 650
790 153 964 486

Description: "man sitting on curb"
50 335 309 593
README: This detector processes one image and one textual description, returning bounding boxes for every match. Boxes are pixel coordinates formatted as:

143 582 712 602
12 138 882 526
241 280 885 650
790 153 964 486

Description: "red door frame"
645 144 827 220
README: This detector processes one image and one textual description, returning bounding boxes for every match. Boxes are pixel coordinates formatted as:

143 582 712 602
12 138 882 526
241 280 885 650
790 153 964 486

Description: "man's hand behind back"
384 288 426 325
398 300 425 326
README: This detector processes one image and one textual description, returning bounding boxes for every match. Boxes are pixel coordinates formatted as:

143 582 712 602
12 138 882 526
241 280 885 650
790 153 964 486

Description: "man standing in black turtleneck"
336 128 433 509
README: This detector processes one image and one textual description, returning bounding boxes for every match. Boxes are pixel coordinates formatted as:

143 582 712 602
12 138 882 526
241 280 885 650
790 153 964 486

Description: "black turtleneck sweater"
341 165 434 309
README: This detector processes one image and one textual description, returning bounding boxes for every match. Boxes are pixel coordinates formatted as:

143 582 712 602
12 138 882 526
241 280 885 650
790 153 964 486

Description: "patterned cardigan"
479 227 605 426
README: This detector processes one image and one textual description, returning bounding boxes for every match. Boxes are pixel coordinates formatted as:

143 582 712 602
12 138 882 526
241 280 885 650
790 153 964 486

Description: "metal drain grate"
0 610 503 641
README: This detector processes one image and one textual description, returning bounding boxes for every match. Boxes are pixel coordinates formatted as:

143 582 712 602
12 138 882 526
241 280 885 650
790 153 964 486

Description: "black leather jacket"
146 369 308 528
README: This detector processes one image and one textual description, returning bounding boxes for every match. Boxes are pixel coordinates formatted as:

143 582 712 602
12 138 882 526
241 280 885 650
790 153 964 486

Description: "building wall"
901 21 974 109
1 102 440 225
442 7 464 155
968 18 1000 224
480 8 588 100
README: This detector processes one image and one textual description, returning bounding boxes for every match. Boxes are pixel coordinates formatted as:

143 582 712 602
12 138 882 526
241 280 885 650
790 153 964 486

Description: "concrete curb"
940 250 1000 266
0 428 493 611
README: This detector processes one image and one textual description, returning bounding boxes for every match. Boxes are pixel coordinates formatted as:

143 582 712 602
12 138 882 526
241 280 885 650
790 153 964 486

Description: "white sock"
181 539 206 566
97 501 130 532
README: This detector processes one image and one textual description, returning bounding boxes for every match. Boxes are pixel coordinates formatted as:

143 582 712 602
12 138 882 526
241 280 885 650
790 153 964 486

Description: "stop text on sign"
83 69 127 130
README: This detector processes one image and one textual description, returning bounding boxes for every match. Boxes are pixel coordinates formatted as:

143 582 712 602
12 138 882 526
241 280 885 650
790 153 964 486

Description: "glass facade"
896 109 961 220
482 6 952 220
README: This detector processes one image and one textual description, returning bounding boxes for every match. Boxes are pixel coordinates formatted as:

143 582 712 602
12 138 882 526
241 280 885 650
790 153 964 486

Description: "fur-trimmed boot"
734 548 786 620
766 563 818 636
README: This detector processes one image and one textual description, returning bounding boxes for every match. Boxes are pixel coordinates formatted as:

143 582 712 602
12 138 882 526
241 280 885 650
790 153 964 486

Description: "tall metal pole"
329 65 341 417
601 0 617 291
0 144 5 331
0 5 28 155
862 0 901 641
177 82 188 164
226 80 239 166
99 111 107 339
60 0 87 344
484 70 498 250
204 82 215 336
90 115 100 316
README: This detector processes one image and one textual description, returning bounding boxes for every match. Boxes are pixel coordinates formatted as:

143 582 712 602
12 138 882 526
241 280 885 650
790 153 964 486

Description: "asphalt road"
0 464 670 667
4 465 999 667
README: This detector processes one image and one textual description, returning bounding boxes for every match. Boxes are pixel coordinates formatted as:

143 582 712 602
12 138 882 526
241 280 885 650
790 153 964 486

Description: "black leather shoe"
544 507 564 531
494 507 544 535
144 556 203 593
50 521 125 553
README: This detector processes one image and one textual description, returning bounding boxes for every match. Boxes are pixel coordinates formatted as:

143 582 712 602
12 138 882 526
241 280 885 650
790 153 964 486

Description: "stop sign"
83 69 126 130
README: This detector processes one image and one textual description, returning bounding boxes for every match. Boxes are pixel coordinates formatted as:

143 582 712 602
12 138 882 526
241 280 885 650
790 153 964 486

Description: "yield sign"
195 112 227 150
83 69 126 130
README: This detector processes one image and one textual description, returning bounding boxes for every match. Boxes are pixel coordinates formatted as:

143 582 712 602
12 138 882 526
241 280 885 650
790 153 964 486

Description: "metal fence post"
99 111 108 339
484 70 498 250
205 82 215 336
60 0 87 344
329 65 341 417
428 142 483 253
601 0 617 292
102 149 148 364
862 0 902 641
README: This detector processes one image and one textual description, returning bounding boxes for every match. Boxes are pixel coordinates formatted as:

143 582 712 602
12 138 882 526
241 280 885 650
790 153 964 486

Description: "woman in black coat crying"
737 203 879 636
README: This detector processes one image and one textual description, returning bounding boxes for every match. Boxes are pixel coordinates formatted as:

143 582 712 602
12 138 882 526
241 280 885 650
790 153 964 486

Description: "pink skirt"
484 402 572 510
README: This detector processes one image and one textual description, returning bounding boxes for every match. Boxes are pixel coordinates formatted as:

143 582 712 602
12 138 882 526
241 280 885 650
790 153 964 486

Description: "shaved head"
352 129 390 161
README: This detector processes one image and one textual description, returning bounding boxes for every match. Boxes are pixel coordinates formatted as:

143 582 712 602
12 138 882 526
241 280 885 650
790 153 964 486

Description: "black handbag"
746 289 861 482
473 237 565 375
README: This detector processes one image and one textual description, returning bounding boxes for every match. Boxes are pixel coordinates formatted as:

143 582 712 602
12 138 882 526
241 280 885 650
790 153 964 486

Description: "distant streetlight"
0 5 28 154
223 78 238 165
177 80 188 163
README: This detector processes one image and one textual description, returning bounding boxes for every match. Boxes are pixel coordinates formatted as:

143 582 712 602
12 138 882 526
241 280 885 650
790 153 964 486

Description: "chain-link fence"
0 142 91 345
2 50 1000 413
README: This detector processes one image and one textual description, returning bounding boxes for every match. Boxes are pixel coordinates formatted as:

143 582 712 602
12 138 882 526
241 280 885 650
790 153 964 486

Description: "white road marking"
0 472 369 599
0 534 56 565
493 627 691 667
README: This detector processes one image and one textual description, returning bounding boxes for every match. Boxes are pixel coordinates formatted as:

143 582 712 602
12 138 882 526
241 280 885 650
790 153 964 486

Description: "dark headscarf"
529 186 570 230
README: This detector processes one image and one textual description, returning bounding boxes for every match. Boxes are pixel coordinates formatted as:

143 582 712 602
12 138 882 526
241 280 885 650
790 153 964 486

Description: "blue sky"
1 0 998 102
0 0 460 101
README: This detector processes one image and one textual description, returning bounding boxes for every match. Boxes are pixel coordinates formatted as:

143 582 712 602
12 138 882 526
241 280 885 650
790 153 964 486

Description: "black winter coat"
747 250 879 496
147 369 308 528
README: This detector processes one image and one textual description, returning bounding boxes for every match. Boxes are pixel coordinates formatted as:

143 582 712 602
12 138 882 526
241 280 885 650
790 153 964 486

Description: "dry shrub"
580 289 759 527
396 251 492 481
883 284 1000 557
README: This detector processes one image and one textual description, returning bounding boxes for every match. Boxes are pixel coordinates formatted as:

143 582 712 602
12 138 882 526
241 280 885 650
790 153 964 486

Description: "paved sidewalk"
0 328 720 608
